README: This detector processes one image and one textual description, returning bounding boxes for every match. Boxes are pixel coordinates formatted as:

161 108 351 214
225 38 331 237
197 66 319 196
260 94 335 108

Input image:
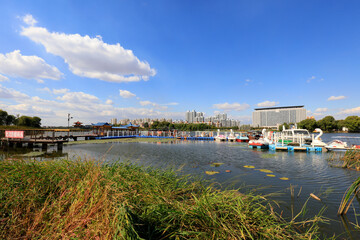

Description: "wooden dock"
1 137 68 150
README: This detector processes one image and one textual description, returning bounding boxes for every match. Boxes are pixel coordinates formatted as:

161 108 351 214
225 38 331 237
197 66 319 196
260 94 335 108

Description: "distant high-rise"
252 105 307 128
185 110 240 127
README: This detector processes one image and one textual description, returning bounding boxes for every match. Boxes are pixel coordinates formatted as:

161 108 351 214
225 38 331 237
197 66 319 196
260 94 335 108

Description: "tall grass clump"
0 158 321 239
340 149 360 170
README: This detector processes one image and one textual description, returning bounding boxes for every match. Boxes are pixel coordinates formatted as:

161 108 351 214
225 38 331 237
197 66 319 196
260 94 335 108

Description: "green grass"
0 158 323 239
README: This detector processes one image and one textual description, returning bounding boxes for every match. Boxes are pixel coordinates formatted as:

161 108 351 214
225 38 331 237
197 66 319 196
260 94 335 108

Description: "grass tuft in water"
0 158 322 239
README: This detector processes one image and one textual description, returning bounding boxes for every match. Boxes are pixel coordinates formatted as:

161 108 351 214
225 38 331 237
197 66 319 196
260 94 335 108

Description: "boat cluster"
244 126 360 151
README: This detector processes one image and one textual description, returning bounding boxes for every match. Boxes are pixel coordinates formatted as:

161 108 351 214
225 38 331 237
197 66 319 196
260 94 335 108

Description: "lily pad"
205 171 220 175
261 154 276 159
258 169 273 173
279 177 289 181
244 165 255 169
210 162 224 167
266 174 276 177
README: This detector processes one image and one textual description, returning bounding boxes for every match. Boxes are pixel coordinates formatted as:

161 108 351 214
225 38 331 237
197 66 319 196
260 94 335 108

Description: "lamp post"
67 113 73 128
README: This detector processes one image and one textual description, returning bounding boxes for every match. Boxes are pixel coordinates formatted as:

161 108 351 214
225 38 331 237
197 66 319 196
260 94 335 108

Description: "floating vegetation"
327 149 360 170
266 174 276 177
261 153 276 159
225 170 231 173
16 151 45 157
210 162 224 167
279 177 289 181
258 169 273 173
205 170 220 175
244 165 255 168
310 193 321 201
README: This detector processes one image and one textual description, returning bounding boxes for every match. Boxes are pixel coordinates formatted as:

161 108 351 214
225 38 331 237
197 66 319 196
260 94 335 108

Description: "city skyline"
1 1 360 126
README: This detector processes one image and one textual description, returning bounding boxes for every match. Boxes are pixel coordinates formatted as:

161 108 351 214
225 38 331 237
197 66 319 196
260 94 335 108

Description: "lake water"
5 132 360 238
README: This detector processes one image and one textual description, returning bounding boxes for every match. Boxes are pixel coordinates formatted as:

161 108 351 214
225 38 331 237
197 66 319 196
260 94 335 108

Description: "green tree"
5 115 16 125
297 119 317 132
342 116 360 132
0 110 8 125
143 122 149 128
317 116 336 132
17 116 33 127
31 116 41 128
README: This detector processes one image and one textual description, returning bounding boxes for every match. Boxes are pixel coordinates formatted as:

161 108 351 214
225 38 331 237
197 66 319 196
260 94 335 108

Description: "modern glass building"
252 105 307 128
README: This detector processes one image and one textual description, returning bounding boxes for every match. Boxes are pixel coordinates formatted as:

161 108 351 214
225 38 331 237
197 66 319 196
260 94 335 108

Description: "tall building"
185 110 240 127
252 105 306 128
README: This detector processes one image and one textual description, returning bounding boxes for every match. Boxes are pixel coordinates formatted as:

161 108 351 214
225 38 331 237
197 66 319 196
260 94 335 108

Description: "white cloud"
0 74 9 82
165 102 179 106
139 100 153 106
0 50 62 81
139 100 168 110
106 99 113 105
21 15 156 83
22 14 37 26
328 95 346 101
315 108 328 112
306 76 316 83
256 101 279 107
212 102 250 112
0 84 29 99
0 85 183 126
119 90 136 98
53 88 69 95
57 92 99 104
339 106 360 115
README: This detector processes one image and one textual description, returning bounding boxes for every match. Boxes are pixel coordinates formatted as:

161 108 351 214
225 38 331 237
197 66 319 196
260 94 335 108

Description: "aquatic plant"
0 158 322 239
338 176 360 215
340 150 360 170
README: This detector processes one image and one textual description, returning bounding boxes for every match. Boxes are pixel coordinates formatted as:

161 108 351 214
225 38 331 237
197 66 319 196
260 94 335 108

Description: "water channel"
3 133 360 238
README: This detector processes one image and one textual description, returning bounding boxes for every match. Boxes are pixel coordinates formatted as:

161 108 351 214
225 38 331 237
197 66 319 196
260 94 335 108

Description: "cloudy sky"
0 0 360 126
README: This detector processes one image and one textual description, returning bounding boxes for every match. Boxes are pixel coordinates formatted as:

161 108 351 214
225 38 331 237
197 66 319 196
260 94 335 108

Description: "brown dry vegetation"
0 158 321 239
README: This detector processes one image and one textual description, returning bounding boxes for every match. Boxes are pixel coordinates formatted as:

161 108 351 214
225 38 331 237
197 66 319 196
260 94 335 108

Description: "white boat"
248 129 270 149
325 140 349 151
312 128 327 147
215 129 226 142
227 129 236 142
281 125 312 144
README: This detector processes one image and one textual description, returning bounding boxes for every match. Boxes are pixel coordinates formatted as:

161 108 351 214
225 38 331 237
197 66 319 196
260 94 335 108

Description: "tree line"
280 115 360 133
143 121 239 131
0 109 41 128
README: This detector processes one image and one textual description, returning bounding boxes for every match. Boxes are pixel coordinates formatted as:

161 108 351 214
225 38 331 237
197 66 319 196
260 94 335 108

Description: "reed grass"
0 158 322 239
340 150 360 170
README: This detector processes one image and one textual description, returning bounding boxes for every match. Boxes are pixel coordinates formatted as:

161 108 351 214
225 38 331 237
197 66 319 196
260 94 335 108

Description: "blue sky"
0 0 359 126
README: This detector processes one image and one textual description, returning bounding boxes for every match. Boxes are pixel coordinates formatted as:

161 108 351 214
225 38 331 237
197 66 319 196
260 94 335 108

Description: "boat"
325 140 349 151
215 129 226 142
312 128 327 147
248 129 270 149
276 125 312 145
236 132 249 142
227 129 236 142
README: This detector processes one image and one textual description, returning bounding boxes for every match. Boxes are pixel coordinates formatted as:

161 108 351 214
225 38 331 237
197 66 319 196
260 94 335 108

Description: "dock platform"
269 144 323 152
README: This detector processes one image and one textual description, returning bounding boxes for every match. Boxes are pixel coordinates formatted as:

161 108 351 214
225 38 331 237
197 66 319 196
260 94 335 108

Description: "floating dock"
269 144 324 152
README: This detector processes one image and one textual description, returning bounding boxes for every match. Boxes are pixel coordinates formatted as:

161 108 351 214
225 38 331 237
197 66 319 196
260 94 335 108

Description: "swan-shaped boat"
236 132 249 142
227 129 236 142
312 128 327 147
248 129 270 149
215 129 226 142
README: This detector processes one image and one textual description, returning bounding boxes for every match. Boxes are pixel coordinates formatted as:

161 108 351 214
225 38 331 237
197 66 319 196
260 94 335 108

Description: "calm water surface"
9 133 360 238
